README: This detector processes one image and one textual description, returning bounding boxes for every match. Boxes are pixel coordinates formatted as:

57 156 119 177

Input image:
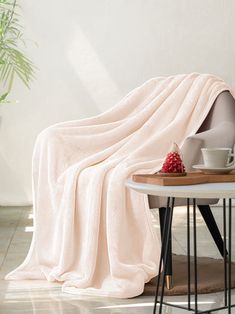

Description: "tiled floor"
0 205 234 313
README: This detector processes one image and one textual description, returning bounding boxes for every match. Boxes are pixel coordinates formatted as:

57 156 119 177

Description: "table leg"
153 197 170 314
159 197 175 314
151 195 234 314
228 199 232 314
159 207 173 289
223 198 228 307
153 197 175 314
187 198 191 310
193 198 198 313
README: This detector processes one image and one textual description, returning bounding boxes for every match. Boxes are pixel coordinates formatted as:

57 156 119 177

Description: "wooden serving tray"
132 171 235 186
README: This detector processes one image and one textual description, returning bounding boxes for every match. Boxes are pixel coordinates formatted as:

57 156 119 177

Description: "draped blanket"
5 73 233 298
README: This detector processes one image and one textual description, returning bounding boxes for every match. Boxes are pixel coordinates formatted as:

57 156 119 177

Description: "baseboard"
0 200 33 207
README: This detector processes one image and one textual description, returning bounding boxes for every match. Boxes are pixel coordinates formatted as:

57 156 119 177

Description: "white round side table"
126 179 235 314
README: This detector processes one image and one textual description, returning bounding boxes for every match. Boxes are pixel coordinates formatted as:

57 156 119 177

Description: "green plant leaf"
0 91 9 102
0 0 35 103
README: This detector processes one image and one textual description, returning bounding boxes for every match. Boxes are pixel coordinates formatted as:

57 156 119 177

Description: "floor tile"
0 205 234 313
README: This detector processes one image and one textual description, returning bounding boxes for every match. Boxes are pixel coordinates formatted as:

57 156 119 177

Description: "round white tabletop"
126 179 235 199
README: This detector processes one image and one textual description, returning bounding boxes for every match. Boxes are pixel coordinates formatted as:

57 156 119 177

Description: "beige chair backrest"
182 91 235 168
198 91 235 133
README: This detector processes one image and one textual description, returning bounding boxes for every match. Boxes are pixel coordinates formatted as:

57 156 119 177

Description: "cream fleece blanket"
5 73 234 298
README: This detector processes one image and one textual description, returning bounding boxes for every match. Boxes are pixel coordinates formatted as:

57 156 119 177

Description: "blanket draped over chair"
5 73 234 298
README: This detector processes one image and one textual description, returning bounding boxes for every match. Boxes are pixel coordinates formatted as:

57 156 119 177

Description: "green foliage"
0 0 35 104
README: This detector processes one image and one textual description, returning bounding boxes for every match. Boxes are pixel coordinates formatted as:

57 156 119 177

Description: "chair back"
198 91 235 133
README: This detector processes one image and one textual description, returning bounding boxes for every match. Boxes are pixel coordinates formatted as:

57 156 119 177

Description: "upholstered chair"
148 91 235 289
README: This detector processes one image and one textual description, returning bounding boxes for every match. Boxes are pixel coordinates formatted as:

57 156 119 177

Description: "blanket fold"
5 73 234 298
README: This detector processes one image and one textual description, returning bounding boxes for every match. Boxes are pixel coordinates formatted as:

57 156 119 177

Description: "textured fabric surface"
144 255 235 296
5 73 234 298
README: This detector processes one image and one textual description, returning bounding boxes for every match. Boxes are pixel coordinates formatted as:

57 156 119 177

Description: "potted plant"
0 0 35 103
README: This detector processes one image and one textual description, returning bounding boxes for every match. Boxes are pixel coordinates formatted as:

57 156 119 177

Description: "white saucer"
193 164 235 174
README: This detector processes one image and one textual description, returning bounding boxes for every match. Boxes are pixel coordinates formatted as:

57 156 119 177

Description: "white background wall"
0 0 235 205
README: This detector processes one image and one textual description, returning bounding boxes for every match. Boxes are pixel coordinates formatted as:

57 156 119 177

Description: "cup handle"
227 153 235 167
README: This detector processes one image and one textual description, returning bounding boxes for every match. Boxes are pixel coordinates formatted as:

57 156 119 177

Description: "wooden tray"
132 171 235 186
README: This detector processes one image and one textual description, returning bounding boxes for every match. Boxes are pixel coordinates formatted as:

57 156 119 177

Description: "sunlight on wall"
67 24 122 113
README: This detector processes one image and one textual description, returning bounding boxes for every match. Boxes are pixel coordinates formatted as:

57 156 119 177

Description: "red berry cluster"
161 152 185 173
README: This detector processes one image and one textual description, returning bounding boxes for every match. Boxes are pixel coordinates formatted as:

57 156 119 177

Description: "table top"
126 179 235 199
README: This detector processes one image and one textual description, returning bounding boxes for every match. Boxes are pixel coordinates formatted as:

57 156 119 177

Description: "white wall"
0 0 235 205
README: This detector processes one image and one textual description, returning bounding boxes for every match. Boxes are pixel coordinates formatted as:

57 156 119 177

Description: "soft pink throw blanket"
6 73 234 298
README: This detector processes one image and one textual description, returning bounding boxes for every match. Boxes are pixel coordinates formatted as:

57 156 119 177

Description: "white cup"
201 148 235 168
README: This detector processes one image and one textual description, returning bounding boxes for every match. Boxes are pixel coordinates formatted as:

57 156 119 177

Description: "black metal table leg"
159 206 173 288
228 199 232 314
223 198 228 307
153 196 234 314
193 198 198 313
153 197 175 314
159 197 175 314
187 198 191 310
153 197 171 314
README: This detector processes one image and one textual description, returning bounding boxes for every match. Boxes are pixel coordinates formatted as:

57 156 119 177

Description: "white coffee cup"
201 148 235 168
